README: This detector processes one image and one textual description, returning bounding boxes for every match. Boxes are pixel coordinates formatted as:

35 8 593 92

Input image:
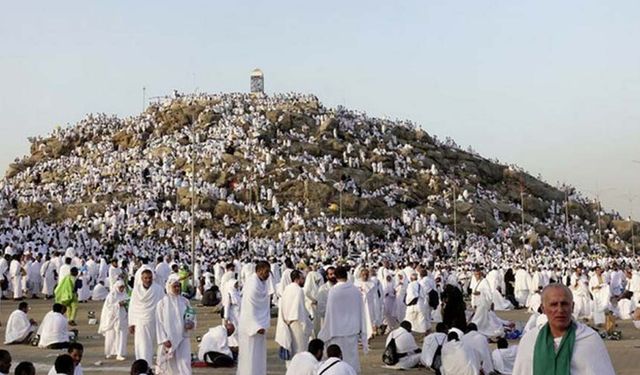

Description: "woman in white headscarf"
155 274 196 375
98 280 129 360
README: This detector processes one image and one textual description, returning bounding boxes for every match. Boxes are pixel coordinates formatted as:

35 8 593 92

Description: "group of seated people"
382 321 518 375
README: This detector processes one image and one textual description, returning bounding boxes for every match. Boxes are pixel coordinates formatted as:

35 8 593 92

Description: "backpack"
431 336 445 374
428 289 440 309
382 337 399 365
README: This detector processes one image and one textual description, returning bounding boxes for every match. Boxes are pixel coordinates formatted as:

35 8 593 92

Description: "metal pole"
191 121 196 286
596 196 603 248
565 188 572 266
453 183 458 266
142 87 146 112
630 197 636 257
248 185 252 256
520 178 526 261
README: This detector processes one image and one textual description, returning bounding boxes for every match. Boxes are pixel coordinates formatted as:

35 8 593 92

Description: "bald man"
513 283 615 375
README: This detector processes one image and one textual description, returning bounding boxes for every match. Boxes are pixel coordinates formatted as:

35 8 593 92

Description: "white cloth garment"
98 280 128 357
4 309 34 344
384 327 421 369
318 281 368 373
512 322 615 375
492 346 518 375
462 330 494 374
276 282 312 361
285 351 318 375
155 274 195 375
315 357 357 375
38 311 69 348
128 266 164 364
236 273 272 375
198 325 232 360
440 339 481 375
420 331 447 367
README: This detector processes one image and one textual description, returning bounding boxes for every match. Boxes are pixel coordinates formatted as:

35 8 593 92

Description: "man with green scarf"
54 266 79 325
513 283 615 374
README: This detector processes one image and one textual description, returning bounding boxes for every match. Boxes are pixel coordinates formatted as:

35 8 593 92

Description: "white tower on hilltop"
250 68 264 93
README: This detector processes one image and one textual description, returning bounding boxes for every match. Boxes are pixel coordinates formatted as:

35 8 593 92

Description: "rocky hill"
1 92 638 259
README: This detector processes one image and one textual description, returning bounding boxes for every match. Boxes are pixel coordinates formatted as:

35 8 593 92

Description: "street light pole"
520 176 526 261
190 120 197 287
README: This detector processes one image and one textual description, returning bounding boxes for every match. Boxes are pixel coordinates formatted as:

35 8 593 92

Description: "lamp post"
190 118 197 287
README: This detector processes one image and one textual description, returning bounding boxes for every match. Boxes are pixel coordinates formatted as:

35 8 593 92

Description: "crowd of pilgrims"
0 92 635 374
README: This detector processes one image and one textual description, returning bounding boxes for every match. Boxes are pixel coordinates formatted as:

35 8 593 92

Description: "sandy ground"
1 299 639 374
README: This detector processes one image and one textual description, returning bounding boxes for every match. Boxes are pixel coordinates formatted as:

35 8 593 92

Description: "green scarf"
533 322 576 375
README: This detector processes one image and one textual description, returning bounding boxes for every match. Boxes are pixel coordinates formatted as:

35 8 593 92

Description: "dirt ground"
1 299 638 374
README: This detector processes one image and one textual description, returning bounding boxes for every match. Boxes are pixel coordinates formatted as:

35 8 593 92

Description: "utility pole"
452 181 458 266
520 176 526 262
142 86 146 112
565 187 572 267
190 119 197 287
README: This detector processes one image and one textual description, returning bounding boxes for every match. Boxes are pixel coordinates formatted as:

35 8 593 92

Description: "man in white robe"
4 301 37 344
38 303 71 349
570 267 591 319
285 338 324 375
155 274 195 374
403 273 427 334
383 321 421 369
8 255 23 300
462 323 494 374
315 266 337 337
589 266 611 326
319 266 368 373
420 322 447 369
514 266 531 307
40 256 56 298
627 267 640 305
91 281 109 301
315 344 357 375
354 268 376 339
276 269 312 365
491 338 517 375
236 260 273 375
513 283 615 375
198 322 235 367
303 265 323 338
440 328 481 375
128 267 164 365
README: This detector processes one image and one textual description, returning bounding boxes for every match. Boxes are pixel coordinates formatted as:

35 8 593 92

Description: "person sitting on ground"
315 344 357 375
462 323 494 374
13 361 35 375
52 354 74 375
4 302 37 344
513 283 615 374
384 320 422 369
0 350 11 375
91 281 109 301
420 322 448 370
198 321 236 367
38 303 72 349
491 337 517 375
130 359 153 375
440 328 481 375
285 338 324 375
47 342 84 375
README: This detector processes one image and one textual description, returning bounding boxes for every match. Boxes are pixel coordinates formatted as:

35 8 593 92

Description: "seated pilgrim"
4 302 37 344
198 322 236 367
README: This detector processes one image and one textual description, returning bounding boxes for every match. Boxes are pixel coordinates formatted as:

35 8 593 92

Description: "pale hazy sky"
1 1 638 218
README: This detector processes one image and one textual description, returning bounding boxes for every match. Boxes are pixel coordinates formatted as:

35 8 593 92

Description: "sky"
1 1 639 218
